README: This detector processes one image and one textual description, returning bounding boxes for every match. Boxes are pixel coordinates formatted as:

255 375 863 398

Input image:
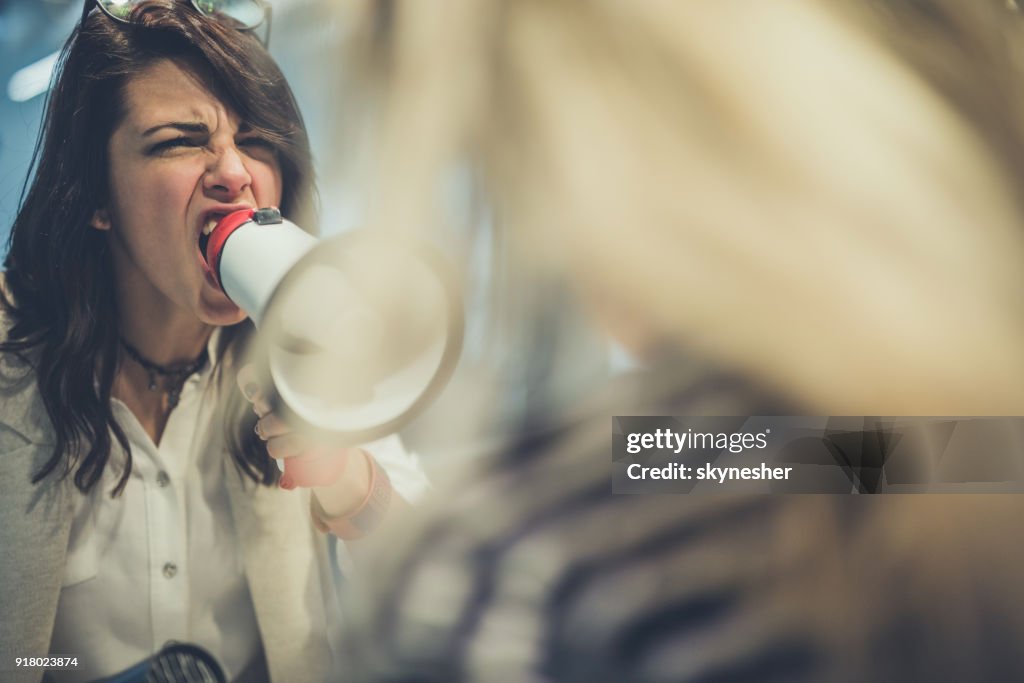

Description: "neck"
119 315 212 368
113 279 213 446
115 275 212 367
111 262 217 444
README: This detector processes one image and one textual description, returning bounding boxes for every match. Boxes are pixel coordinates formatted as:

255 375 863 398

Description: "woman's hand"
236 364 373 519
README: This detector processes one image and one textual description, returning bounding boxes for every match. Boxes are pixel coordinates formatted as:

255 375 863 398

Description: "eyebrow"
141 121 257 137
141 121 209 138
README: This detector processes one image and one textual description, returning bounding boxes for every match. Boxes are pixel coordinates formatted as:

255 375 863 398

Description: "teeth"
202 218 217 235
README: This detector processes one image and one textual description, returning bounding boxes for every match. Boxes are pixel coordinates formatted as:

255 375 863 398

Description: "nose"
203 145 252 199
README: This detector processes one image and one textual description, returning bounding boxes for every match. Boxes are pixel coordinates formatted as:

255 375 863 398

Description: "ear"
90 209 111 231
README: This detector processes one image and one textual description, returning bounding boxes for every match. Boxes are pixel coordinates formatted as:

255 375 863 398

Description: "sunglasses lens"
193 0 266 29
94 0 269 44
95 0 139 20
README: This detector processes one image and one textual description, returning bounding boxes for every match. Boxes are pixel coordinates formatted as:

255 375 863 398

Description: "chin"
202 309 249 327
198 291 249 327
201 306 249 327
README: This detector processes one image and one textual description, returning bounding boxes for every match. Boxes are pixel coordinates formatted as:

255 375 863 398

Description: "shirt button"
162 562 178 579
156 471 170 488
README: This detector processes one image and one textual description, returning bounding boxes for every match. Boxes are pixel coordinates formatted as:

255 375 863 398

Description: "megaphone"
203 207 462 448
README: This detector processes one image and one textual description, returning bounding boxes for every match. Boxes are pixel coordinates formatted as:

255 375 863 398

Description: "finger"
237 364 274 416
236 364 261 403
251 396 274 420
254 413 291 441
266 433 307 460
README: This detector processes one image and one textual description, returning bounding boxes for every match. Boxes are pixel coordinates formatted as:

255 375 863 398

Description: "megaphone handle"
245 361 348 489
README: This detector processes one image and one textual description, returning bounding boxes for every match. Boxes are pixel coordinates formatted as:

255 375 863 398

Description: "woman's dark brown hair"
0 0 316 494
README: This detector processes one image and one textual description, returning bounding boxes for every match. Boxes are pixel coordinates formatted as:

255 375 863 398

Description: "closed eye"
148 137 201 154
238 137 276 153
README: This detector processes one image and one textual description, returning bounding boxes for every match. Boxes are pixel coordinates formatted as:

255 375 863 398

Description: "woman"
0 2 425 682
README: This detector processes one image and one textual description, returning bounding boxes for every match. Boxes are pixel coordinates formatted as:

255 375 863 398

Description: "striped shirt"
336 362 1024 682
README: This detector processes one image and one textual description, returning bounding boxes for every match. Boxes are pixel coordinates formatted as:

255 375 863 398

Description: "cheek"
112 163 201 227
253 161 284 208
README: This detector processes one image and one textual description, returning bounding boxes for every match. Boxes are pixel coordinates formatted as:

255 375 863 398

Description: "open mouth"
198 213 225 263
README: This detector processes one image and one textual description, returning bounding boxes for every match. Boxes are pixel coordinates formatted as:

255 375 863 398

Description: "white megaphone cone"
203 207 462 484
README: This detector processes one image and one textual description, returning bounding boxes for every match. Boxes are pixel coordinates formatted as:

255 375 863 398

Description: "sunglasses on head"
84 0 272 46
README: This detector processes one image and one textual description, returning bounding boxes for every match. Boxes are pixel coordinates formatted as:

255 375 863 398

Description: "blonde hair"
333 0 1024 415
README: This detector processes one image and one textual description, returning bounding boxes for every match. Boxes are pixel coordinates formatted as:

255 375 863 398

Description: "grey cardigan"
0 304 340 683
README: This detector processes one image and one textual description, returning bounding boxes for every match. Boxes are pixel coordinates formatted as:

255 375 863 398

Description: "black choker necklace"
119 338 208 409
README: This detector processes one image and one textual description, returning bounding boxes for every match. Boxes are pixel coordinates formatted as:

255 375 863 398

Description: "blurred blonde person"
338 0 1024 415
323 1 1024 681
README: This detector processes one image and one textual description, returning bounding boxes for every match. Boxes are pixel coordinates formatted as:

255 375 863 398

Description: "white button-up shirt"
48 336 429 682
